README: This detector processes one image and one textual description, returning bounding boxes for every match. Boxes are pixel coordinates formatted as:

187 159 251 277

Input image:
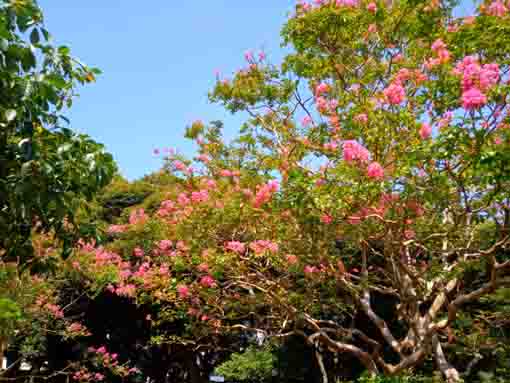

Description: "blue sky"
38 1 477 180
39 1 296 180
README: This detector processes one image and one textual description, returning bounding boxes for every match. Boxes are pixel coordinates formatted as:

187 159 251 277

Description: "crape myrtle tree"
62 0 510 382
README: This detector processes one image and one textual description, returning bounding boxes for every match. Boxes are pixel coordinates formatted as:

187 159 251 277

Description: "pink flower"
67 322 85 334
367 2 377 12
487 0 507 16
404 229 416 239
244 50 254 62
383 82 406 105
321 214 333 224
393 53 404 63
129 208 148 225
324 141 339 151
286 254 298 265
173 160 187 171
462 87 487 110
354 113 368 124
116 284 136 297
479 63 499 91
96 346 107 354
197 154 210 163
204 179 217 190
342 140 370 163
197 263 210 273
302 115 313 127
191 190 209 203
367 162 384 180
437 111 453 129
431 39 447 52
315 178 326 187
133 247 144 258
177 285 190 298
225 241 246 254
107 224 127 234
315 82 329 95
304 265 318 275
419 122 432 139
177 192 190 206
200 275 216 288
249 240 279 254
336 0 359 7
220 169 233 177
158 240 173 252
253 180 279 208
368 24 377 34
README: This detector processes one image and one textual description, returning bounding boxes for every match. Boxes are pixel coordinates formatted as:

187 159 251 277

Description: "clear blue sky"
39 1 476 180
39 1 295 180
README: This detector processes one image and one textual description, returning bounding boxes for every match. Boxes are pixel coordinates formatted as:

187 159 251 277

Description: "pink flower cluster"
486 1 508 16
336 0 359 7
367 162 384 180
315 96 339 115
286 254 298 264
67 322 90 336
177 284 190 298
157 200 176 218
45 303 64 318
93 248 123 266
437 111 453 129
107 224 127 234
342 140 370 163
249 240 279 254
419 122 432 139
383 82 406 105
354 113 368 124
129 208 148 225
454 56 499 110
301 115 313 127
173 160 187 172
200 275 216 288
323 140 339 151
73 370 105 382
225 241 246 254
315 82 329 96
191 189 209 203
320 214 333 224
113 283 136 297
253 180 279 208
425 39 451 69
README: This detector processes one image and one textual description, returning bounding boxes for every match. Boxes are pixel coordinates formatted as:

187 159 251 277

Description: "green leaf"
29 28 40 45
58 45 71 55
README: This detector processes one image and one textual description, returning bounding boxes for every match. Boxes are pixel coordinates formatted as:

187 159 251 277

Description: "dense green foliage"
0 0 116 264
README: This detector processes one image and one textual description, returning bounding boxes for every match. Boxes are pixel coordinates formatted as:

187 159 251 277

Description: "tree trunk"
432 335 461 383
0 338 6 370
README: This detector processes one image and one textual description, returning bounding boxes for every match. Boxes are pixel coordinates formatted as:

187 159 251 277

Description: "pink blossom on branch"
225 241 246 254
342 140 370 163
383 82 406 105
419 122 432 139
200 275 216 288
367 162 384 180
462 87 487 110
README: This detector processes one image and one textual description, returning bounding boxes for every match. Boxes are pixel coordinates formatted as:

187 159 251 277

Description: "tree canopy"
1 0 510 383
